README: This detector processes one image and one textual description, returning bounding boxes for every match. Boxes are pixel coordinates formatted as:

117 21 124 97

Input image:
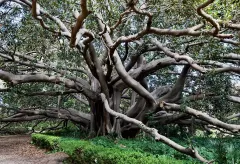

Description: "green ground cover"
31 133 195 164
31 132 240 164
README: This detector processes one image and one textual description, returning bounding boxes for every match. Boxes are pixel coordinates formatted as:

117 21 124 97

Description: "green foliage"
209 138 240 164
90 136 194 161
45 123 88 138
191 137 240 164
31 134 60 150
0 126 28 135
31 134 193 164
214 140 228 163
90 136 240 163
31 132 240 163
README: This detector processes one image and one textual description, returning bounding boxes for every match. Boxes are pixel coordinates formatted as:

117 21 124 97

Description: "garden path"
0 135 68 164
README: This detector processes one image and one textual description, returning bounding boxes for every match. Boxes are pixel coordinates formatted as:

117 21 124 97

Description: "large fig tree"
0 0 240 162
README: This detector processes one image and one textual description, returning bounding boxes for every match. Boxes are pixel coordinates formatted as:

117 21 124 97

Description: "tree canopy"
0 0 240 162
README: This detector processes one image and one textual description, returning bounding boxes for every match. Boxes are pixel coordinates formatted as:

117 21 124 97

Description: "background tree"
0 0 240 162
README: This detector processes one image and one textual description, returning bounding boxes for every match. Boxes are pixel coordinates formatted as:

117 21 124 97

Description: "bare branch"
18 107 90 126
151 113 190 125
214 67 240 74
31 0 61 34
0 69 98 100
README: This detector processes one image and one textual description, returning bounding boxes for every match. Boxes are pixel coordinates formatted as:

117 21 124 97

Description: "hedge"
31 134 193 164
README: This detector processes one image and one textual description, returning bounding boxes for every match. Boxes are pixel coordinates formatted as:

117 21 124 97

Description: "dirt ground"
0 135 68 164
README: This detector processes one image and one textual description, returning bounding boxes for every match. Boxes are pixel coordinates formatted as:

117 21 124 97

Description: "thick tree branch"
18 107 90 126
218 21 240 30
72 93 89 105
97 14 156 104
221 53 240 60
220 39 240 46
151 113 190 125
0 69 98 100
161 102 240 133
100 93 208 163
31 0 59 34
151 39 206 73
160 65 190 103
25 90 79 96
88 43 109 98
70 0 91 47
149 25 233 38
227 96 240 104
196 0 220 35
0 115 45 122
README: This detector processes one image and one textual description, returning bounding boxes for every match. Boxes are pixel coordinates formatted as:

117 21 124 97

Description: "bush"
90 136 240 163
90 136 194 161
31 134 193 164
31 134 60 150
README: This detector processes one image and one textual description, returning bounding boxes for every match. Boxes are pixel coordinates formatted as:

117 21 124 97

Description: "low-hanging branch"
0 115 45 122
0 69 98 100
24 90 79 96
161 102 240 133
100 93 209 163
0 107 91 127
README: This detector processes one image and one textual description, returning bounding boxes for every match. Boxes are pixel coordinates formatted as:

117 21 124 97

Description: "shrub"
31 134 60 150
31 134 192 164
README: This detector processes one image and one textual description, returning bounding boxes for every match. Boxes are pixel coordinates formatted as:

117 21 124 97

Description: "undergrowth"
31 132 240 164
31 133 194 164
